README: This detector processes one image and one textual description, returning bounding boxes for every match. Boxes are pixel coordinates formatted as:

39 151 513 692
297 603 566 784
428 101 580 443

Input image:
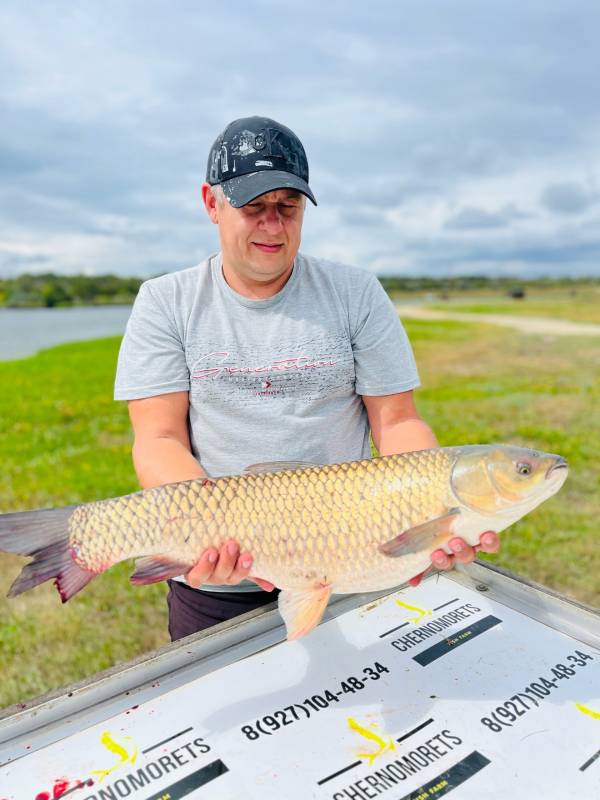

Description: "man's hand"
185 540 275 592
408 531 500 587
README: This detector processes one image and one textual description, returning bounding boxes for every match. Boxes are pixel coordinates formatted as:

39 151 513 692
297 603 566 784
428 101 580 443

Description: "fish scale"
69 450 454 583
0 445 568 639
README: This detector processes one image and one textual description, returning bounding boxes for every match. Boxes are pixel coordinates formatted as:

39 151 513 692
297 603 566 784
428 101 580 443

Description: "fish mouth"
546 457 568 479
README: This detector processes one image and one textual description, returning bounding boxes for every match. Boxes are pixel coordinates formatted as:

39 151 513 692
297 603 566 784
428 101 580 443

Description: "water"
0 306 133 360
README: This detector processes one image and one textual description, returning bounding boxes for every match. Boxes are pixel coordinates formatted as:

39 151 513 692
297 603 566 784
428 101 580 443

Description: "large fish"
0 445 567 640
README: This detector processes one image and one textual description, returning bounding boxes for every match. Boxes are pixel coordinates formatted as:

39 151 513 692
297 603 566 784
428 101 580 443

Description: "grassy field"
424 285 600 324
0 313 598 709
0 340 167 708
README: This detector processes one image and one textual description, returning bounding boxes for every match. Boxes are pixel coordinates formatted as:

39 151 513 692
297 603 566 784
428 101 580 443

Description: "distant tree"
40 281 72 307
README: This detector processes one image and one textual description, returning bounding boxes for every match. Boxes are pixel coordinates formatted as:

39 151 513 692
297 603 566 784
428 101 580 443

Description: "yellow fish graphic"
395 598 432 624
348 717 395 765
91 731 139 782
576 703 600 720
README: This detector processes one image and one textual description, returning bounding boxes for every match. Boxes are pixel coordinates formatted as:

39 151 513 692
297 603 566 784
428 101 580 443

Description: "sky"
1 0 599 279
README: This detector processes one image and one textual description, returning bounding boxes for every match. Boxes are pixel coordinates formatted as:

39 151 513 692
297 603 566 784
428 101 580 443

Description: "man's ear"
201 183 219 224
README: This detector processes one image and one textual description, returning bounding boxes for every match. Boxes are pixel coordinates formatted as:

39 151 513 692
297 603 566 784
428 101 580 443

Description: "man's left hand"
408 531 500 587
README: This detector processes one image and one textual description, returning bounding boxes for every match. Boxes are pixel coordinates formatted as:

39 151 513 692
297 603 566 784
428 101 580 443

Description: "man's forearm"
132 437 207 489
375 417 439 457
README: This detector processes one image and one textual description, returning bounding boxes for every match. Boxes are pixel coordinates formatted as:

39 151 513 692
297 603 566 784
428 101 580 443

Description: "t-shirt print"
188 334 355 406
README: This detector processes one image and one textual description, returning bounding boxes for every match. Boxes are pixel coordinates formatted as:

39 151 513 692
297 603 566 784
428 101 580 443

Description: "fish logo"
576 703 600 720
395 598 432 624
348 717 395 764
90 731 139 782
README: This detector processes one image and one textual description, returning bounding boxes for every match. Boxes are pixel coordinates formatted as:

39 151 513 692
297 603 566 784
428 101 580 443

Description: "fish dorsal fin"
379 509 461 557
243 461 321 475
278 584 332 640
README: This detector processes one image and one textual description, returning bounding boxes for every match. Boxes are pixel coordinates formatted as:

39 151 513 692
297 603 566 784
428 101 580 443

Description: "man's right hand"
185 540 275 592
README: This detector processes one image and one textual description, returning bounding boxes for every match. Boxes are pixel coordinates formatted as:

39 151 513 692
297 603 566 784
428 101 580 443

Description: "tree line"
378 275 597 294
0 273 143 307
0 272 597 308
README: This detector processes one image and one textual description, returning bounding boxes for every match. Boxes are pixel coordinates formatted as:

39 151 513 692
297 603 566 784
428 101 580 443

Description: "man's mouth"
253 242 283 253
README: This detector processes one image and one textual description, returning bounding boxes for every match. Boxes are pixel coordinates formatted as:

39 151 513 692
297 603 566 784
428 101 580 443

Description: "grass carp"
0 445 567 640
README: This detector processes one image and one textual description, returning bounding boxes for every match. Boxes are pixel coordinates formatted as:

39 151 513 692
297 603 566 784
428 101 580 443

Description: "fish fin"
0 506 77 554
379 509 461 557
130 556 192 585
243 461 321 475
278 584 332 640
0 505 96 601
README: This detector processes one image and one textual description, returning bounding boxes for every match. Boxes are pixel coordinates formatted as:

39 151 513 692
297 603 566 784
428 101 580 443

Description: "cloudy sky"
1 0 599 278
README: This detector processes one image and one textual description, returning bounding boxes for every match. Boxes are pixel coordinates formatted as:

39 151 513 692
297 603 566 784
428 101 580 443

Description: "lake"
0 306 133 360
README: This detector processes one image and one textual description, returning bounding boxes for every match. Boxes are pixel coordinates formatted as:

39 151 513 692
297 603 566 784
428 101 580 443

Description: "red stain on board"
53 779 70 798
34 777 72 800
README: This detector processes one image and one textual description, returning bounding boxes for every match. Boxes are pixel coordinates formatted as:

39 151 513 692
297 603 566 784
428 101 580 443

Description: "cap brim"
220 170 317 208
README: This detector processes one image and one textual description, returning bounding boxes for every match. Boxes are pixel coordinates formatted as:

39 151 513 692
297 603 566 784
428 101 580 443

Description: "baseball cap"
206 116 317 208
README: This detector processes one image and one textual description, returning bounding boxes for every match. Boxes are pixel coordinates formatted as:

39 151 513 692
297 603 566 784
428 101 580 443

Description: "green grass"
0 339 168 708
424 287 600 324
0 322 598 709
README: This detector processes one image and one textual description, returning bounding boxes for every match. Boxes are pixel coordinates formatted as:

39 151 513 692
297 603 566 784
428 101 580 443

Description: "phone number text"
481 650 593 733
240 662 389 741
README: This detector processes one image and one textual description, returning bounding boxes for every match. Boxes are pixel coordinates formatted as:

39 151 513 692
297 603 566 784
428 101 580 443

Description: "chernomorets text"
332 728 463 800
390 604 481 651
82 737 210 800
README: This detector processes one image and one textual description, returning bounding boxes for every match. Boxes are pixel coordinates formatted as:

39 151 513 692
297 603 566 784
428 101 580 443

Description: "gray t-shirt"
114 251 420 589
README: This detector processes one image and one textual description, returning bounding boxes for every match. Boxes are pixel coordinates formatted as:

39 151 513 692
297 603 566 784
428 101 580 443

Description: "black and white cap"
206 116 317 208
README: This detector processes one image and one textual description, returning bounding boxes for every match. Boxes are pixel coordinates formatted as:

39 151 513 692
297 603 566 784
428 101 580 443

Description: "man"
114 116 499 640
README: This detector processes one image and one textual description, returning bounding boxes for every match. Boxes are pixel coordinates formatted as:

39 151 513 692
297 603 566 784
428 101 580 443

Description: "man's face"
202 185 305 285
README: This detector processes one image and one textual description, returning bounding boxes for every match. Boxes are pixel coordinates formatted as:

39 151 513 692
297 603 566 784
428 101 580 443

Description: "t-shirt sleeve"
114 281 190 400
351 275 420 395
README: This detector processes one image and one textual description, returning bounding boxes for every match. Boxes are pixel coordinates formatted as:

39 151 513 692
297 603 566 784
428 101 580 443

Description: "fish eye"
517 462 532 476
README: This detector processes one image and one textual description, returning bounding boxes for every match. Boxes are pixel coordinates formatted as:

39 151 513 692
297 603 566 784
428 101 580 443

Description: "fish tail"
0 506 96 601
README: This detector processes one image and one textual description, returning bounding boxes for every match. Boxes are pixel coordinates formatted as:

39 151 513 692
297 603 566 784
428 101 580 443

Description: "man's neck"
221 261 294 300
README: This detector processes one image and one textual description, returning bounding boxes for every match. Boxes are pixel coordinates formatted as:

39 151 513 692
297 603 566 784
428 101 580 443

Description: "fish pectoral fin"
379 509 461 557
243 461 321 475
130 556 191 585
278 584 332 640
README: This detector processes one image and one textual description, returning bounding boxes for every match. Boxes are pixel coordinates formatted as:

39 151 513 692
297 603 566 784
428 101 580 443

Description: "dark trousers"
166 579 280 641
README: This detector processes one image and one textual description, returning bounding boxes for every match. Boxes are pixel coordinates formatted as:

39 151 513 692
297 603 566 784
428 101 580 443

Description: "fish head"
450 445 568 516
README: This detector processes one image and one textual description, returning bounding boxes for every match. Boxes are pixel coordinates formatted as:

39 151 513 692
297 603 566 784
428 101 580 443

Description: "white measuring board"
1 574 599 799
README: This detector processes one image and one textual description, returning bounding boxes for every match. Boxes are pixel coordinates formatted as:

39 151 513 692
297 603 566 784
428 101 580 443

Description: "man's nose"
259 205 284 231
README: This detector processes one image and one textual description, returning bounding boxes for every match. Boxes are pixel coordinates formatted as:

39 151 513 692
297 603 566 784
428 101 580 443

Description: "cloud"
540 182 596 214
444 204 530 230
1 0 599 277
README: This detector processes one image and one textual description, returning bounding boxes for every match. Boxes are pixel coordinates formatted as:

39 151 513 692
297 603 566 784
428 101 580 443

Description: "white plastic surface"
2 576 599 799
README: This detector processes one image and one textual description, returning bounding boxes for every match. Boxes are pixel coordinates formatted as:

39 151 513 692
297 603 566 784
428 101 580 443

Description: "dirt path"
395 305 600 337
